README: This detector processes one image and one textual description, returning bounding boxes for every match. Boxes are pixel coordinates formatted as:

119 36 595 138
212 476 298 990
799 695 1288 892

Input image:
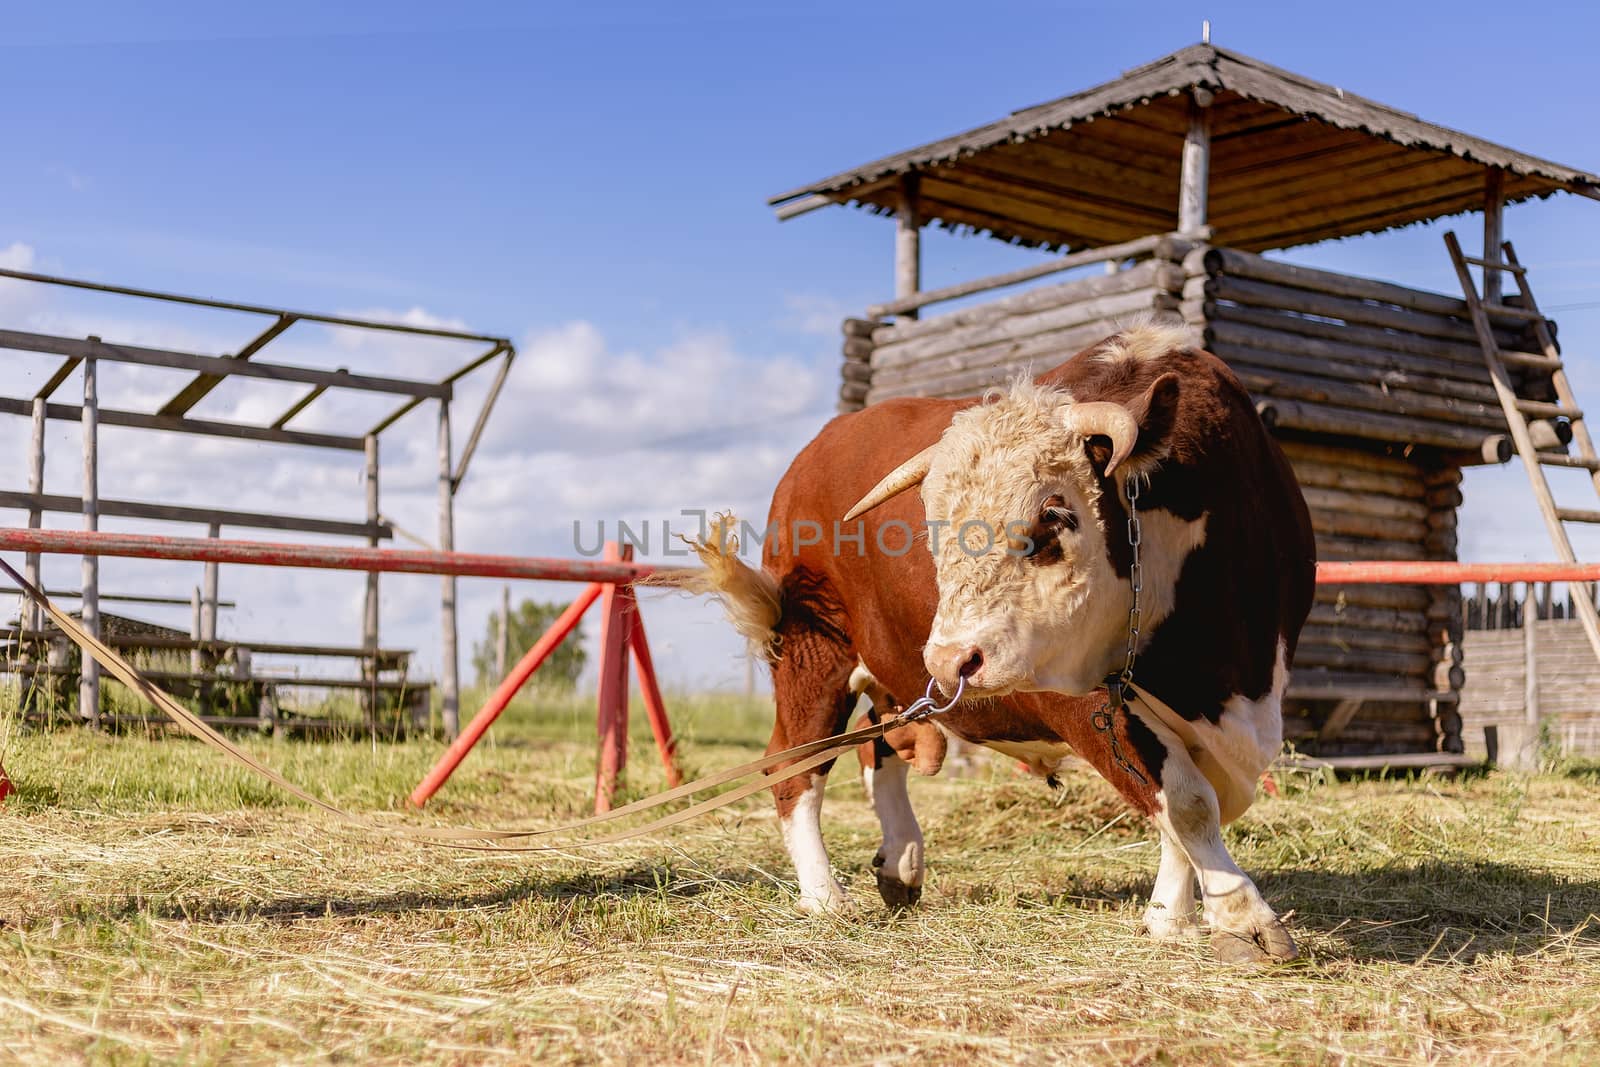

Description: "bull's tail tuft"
644 512 783 661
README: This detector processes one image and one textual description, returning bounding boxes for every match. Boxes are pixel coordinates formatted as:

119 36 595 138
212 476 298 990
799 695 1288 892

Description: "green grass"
3 687 1600 1065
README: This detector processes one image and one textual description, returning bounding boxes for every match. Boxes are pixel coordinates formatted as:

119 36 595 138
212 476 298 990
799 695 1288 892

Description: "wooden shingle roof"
770 44 1600 252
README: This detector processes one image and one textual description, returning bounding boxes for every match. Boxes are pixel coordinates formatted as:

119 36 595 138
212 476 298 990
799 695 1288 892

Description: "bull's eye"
1021 495 1075 563
1040 495 1077 532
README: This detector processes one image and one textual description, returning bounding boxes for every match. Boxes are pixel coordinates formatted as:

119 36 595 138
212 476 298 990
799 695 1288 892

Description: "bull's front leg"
851 665 947 909
1148 741 1295 963
1142 830 1200 941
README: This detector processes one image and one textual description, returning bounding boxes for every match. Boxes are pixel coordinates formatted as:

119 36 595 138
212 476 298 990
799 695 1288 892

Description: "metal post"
24 397 45 635
1483 168 1505 305
1178 89 1214 235
79 350 99 726
437 401 459 738
895 174 921 322
363 434 380 723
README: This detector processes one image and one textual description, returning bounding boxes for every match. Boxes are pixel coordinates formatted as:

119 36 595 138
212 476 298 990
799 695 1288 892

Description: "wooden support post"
79 350 99 726
895 174 921 322
190 586 203 675
201 523 220 641
1522 580 1541 769
437 401 459 738
496 584 510 680
1483 168 1505 306
1178 89 1213 236
362 434 380 725
24 396 45 636
593 542 634 813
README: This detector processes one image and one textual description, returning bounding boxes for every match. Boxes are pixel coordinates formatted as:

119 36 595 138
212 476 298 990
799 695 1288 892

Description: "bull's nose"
925 642 984 696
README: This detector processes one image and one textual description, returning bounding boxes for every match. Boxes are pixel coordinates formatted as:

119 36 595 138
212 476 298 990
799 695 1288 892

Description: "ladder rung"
1516 399 1580 420
1537 453 1600 470
1485 304 1547 322
1557 507 1600 525
1460 255 1528 274
1498 349 1563 371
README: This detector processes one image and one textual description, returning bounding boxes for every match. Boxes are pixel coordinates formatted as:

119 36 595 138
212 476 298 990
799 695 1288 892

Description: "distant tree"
472 599 586 689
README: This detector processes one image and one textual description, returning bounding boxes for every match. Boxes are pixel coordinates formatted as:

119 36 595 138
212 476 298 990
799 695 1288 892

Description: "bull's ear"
1073 372 1181 477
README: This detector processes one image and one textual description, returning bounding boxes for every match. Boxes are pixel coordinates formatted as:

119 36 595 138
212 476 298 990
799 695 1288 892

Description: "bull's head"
845 371 1184 698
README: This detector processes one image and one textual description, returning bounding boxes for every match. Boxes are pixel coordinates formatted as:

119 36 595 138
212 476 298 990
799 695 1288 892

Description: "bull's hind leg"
769 625 859 914
850 665 946 909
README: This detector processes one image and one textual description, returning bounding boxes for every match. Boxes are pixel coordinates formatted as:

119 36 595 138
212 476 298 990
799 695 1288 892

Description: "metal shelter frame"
0 266 518 736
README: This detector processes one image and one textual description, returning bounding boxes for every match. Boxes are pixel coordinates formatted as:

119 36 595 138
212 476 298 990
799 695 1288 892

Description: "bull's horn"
1064 401 1140 476
843 443 938 522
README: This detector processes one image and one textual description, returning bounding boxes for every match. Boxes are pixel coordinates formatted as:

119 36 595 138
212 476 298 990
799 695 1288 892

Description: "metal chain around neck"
1093 474 1148 785
1117 474 1143 688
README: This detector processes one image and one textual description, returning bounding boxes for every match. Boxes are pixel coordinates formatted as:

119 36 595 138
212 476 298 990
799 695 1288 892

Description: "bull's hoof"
874 871 922 910
872 851 923 910
1211 920 1297 964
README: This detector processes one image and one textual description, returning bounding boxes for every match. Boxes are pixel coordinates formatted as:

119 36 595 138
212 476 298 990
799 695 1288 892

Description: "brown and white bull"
672 322 1315 962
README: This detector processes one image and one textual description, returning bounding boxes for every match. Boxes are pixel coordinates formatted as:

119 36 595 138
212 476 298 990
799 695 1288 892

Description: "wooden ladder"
1444 230 1600 664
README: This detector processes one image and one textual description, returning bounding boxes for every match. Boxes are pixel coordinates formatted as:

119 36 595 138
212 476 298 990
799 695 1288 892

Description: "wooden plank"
871 286 1163 371
867 233 1166 318
0 491 392 540
1230 365 1505 432
1205 319 1501 391
437 401 459 739
0 328 449 400
0 396 366 452
159 314 298 416
1263 397 1511 453
1317 699 1365 742
872 258 1163 346
1207 302 1513 368
870 316 1129 393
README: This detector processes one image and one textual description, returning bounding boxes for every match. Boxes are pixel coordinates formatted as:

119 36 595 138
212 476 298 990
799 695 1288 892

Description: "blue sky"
3 1 1599 690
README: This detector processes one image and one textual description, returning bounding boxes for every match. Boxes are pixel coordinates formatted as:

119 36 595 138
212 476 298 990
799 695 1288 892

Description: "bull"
670 322 1316 963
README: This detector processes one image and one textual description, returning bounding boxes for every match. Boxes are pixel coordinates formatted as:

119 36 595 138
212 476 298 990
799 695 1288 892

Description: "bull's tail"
646 513 783 661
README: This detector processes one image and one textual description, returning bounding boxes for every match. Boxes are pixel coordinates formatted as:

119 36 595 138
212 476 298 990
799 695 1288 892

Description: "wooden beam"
35 356 81 400
80 352 100 727
452 348 514 487
0 397 367 451
271 378 336 429
0 491 393 539
1483 168 1506 305
158 313 298 416
895 174 921 321
867 233 1169 318
1178 90 1212 235
0 328 449 400
437 401 459 739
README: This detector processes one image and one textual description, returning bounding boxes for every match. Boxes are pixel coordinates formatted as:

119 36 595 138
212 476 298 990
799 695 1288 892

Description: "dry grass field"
3 690 1599 1065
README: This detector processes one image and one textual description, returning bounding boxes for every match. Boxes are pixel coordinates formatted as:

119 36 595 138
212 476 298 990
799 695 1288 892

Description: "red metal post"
408 581 604 808
0 759 12 804
629 618 682 787
593 543 634 813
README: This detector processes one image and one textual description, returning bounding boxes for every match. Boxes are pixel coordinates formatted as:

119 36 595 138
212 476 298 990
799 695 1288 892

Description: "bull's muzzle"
924 641 986 697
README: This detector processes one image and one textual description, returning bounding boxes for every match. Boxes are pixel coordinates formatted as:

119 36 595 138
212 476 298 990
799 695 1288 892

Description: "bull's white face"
917 383 1133 697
